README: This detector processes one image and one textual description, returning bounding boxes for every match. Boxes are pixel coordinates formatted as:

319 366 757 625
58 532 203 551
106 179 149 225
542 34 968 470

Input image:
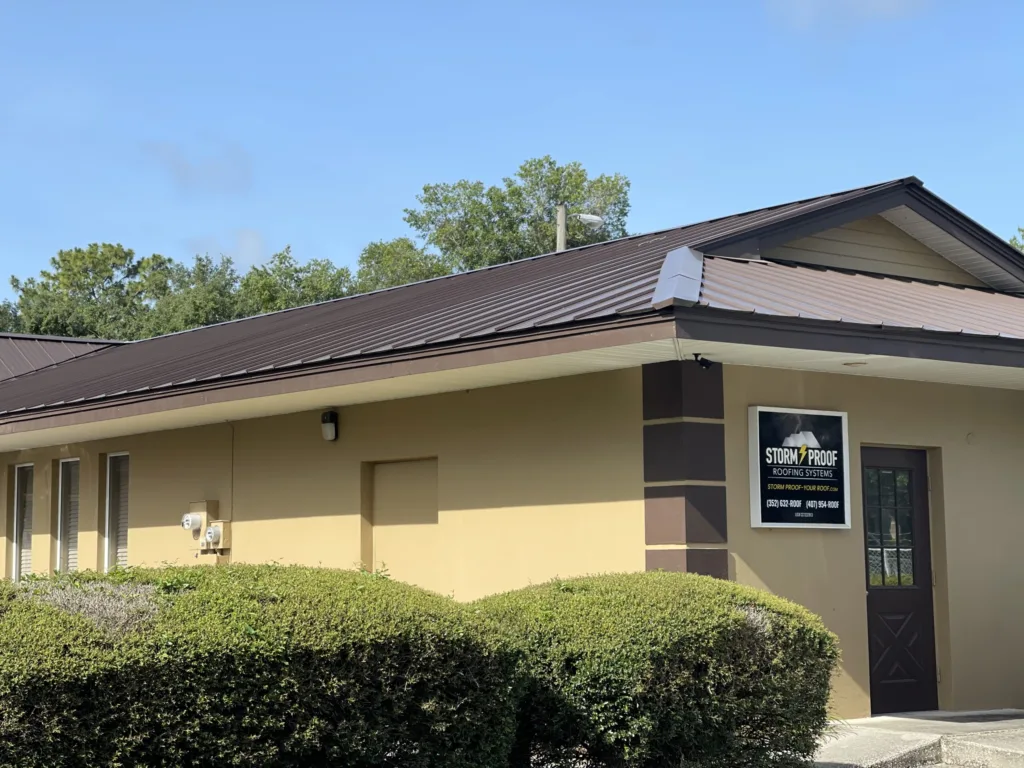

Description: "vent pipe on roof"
556 204 567 252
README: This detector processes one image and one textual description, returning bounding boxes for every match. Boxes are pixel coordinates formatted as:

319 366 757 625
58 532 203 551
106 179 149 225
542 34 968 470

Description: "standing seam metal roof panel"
0 335 114 382
0 177 998 415
699 257 1024 338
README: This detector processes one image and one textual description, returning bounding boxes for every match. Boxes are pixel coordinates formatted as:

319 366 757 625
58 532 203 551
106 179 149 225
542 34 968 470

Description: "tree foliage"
355 238 451 293
11 244 171 339
236 247 353 317
2 157 630 340
145 255 240 336
1011 228 1023 252
404 155 630 271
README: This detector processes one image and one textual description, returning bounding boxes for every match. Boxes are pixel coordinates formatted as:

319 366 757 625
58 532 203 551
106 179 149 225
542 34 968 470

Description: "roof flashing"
651 246 704 308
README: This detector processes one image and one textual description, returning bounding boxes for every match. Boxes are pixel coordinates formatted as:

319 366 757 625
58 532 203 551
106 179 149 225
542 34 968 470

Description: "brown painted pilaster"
641 361 730 579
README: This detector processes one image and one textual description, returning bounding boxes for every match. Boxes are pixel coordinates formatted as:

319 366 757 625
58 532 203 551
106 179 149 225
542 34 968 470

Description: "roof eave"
673 305 1024 369
0 311 674 427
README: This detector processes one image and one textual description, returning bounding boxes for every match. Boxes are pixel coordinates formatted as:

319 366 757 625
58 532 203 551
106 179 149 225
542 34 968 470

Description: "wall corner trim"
651 246 704 308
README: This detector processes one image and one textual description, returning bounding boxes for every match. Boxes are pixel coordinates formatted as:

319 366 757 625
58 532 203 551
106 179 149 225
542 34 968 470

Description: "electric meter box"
202 521 232 552
187 501 224 553
181 512 203 532
189 500 219 519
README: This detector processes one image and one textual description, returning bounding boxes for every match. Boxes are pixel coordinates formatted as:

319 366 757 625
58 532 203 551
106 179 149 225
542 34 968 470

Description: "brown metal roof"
0 176 1011 418
700 257 1024 338
0 333 117 382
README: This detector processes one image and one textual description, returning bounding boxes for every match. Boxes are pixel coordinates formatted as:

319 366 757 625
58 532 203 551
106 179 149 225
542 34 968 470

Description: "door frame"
861 446 939 715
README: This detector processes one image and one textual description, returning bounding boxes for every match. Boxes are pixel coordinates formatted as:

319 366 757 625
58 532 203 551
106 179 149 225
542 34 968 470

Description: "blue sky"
1 1 1021 299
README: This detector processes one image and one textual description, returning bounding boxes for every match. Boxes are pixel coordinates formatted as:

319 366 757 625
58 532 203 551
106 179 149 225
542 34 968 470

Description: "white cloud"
768 0 928 27
143 142 252 197
185 229 265 268
233 229 265 268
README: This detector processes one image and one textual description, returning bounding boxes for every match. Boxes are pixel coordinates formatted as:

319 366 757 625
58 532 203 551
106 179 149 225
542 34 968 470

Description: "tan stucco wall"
724 365 1024 719
0 368 645 600
5 360 1024 720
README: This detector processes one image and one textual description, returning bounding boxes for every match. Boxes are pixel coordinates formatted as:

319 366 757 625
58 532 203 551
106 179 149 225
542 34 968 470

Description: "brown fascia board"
698 181 920 257
901 186 1024 286
675 306 1024 369
4 301 1024 438
0 313 676 435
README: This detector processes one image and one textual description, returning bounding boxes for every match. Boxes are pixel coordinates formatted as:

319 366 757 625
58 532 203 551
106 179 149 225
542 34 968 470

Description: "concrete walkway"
814 710 1024 767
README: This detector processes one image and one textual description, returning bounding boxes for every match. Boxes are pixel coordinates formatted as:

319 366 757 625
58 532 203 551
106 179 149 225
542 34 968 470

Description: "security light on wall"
693 353 716 370
321 410 339 442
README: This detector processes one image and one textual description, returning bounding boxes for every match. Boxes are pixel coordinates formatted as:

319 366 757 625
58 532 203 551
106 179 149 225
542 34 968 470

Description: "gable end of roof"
691 178 1024 292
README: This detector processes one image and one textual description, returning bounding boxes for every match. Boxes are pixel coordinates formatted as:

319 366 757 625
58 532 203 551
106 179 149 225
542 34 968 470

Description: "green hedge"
0 567 839 768
474 571 840 768
0 565 518 768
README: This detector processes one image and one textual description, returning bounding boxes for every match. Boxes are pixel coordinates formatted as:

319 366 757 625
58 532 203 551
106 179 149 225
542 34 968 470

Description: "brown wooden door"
862 448 938 715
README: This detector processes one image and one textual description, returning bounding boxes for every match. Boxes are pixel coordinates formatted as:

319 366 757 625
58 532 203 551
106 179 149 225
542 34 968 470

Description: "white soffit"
880 205 1024 291
8 333 1024 453
676 338 1024 392
0 338 680 451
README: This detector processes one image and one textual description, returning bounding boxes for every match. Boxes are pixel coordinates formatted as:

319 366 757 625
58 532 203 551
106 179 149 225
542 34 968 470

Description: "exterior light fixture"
555 204 606 251
321 410 339 441
693 353 715 370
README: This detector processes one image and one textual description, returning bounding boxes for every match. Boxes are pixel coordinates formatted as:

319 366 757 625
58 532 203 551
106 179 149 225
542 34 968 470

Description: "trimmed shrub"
0 565 519 768
474 571 840 768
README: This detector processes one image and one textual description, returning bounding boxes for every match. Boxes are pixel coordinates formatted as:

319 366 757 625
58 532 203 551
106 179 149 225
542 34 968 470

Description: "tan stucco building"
2 177 1024 719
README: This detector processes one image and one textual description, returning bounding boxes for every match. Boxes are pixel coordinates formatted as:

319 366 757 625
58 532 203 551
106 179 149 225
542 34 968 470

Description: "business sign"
749 406 850 529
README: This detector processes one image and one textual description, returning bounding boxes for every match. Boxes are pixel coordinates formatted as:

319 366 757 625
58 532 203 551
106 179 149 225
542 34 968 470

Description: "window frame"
104 452 129 573
12 463 34 580
56 458 80 573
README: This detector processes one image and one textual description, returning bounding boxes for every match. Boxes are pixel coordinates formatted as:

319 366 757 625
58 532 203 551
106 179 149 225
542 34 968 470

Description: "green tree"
1011 228 1023 251
354 238 452 293
0 300 20 333
4 157 632 340
11 243 172 339
403 155 630 271
146 255 240 336
236 246 353 317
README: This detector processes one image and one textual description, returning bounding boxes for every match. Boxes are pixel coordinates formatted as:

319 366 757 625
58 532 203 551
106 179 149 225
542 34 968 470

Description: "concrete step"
943 731 1024 767
815 728 943 767
817 711 1024 768
816 730 1024 767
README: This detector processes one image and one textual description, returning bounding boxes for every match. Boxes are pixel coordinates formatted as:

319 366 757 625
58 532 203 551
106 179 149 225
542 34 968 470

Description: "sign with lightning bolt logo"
749 406 851 529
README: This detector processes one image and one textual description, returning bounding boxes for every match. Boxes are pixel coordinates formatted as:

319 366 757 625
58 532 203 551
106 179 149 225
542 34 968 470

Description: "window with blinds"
106 455 130 571
14 465 33 580
59 460 80 572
